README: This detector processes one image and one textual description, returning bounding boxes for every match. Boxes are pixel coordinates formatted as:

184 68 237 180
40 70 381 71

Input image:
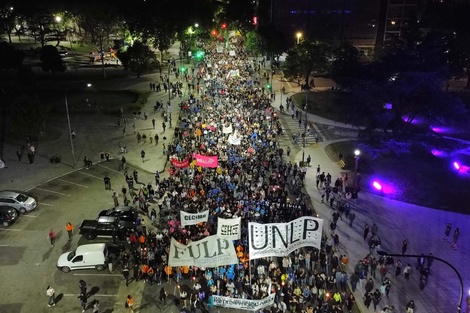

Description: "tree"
11 95 50 141
284 39 330 86
25 11 55 47
352 71 466 138
0 5 16 43
330 42 361 82
245 30 265 56
40 45 66 73
0 42 24 70
117 41 159 78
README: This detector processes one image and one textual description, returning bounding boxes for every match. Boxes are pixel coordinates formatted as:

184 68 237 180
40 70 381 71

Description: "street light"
377 251 463 313
194 23 199 28
296 32 303 44
354 149 360 187
301 91 308 166
55 16 61 23
64 83 92 168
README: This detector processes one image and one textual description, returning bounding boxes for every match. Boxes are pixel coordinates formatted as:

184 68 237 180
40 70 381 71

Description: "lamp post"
64 90 75 168
296 32 303 45
280 74 283 109
377 251 463 313
302 91 308 166
354 149 360 188
64 84 92 168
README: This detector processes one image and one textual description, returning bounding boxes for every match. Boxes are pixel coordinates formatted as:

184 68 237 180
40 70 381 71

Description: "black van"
0 206 19 227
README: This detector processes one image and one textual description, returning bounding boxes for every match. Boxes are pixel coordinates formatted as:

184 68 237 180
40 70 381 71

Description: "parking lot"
0 159 156 313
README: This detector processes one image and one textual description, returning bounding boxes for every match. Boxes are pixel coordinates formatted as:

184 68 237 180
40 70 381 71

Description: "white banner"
248 216 323 260
223 124 233 134
180 210 209 226
168 236 238 267
217 217 241 240
228 133 241 145
213 293 275 311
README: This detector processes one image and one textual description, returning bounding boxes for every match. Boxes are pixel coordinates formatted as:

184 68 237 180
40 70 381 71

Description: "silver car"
0 190 37 213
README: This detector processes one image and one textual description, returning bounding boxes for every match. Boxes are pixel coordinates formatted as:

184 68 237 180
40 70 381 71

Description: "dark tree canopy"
40 45 65 73
284 39 330 85
117 41 159 78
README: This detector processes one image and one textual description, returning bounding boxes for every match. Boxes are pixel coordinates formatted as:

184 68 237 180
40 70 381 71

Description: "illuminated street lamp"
64 83 92 168
354 149 360 187
55 16 61 23
194 23 199 28
296 32 302 44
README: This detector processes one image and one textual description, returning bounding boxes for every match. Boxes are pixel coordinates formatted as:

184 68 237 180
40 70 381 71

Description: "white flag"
217 217 241 240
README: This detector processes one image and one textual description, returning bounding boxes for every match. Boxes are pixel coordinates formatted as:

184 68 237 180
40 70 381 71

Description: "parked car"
0 190 37 213
0 206 19 227
57 243 109 272
98 205 138 221
79 216 135 240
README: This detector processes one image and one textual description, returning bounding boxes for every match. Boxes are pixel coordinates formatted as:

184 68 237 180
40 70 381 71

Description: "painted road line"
77 171 103 181
35 188 71 197
63 294 117 297
73 273 122 277
39 203 54 207
58 179 89 188
22 214 38 218
0 228 21 231
97 163 123 175
0 244 11 246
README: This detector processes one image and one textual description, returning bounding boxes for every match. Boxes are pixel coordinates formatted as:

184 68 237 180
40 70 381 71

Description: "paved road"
271 75 470 313
1 41 469 313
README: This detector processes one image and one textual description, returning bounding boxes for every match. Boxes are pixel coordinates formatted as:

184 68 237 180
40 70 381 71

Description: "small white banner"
213 293 275 311
248 216 323 260
217 217 241 240
229 50 236 56
228 132 241 145
180 210 209 226
226 69 239 79
168 236 238 267
222 124 233 134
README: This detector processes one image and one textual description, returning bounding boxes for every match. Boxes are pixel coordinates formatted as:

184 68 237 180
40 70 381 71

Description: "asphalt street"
1 40 469 313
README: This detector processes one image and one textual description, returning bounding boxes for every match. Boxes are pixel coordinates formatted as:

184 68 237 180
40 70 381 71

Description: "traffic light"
181 66 186 73
211 30 217 37
253 16 258 25
221 23 227 29
266 83 271 90
195 51 205 60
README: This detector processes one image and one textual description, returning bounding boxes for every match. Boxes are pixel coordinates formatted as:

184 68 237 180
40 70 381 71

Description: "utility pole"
99 31 106 78
302 91 308 166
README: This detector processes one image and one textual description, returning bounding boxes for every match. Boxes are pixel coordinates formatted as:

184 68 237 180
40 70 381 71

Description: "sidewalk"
270 73 469 313
0 43 186 192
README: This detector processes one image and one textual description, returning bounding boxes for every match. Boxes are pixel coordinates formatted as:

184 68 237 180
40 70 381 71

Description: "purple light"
431 149 447 157
453 162 461 170
431 125 454 134
372 181 382 190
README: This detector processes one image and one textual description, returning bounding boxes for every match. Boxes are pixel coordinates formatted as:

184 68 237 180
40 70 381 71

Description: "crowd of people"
105 37 371 313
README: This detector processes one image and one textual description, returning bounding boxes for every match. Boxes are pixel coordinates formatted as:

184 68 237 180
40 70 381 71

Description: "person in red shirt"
48 228 56 247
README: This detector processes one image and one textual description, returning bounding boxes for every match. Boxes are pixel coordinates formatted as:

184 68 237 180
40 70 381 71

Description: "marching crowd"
105 37 371 313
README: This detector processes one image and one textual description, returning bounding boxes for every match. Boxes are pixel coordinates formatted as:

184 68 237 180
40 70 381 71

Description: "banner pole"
249 257 252 285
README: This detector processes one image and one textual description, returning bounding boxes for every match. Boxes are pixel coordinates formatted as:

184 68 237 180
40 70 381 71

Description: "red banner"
194 154 218 168
171 157 190 168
